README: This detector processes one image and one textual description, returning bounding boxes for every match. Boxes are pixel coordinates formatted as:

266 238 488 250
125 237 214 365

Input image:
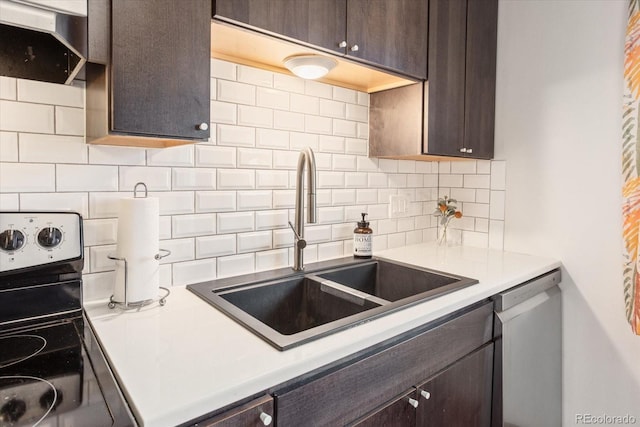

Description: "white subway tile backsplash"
172 259 217 286
305 225 332 243
237 231 272 253
367 204 388 220
388 174 407 188
256 170 289 189
357 122 369 139
317 241 343 261
89 145 146 165
332 155 356 171
398 161 416 174
255 210 288 230
333 119 357 137
217 80 255 105
464 174 490 189
256 129 289 150
319 99 345 118
218 253 255 278
237 190 272 210
345 138 367 156
451 161 477 174
217 124 256 147
333 86 357 104
274 110 305 131
305 115 332 135
318 171 345 188
317 189 332 206
272 150 299 170
318 135 344 153
238 105 274 128
314 152 333 170
273 73 305 94
89 245 116 273
120 167 171 191
476 189 490 204
18 133 83 163
172 168 216 190
490 161 506 190
462 203 489 218
0 163 55 192
172 214 216 238
84 219 118 245
378 159 398 173
196 145 236 168
0 194 19 210
387 232 407 249
195 191 236 212
415 162 433 173
489 191 506 220
89 192 127 218
477 160 491 174
406 230 423 245
305 80 333 99
273 228 294 248
318 206 344 224
238 65 273 87
57 165 118 192
21 192 88 217
217 211 254 233
256 249 289 271
489 220 505 249
0 77 16 100
356 189 378 204
290 93 319 115
210 100 237 124
450 188 476 203
463 231 489 248
1 100 54 133
475 218 489 233
357 92 369 107
357 156 378 172
17 80 83 107
217 169 255 189
237 148 273 169
211 58 237 80
159 216 172 240
378 219 397 234
332 223 352 240
82 271 116 301
196 234 236 258
345 104 367 123
398 217 415 232
256 87 290 110
345 172 367 188
55 106 84 135
290 132 319 151
273 190 295 208
440 174 463 188
0 132 18 161
407 174 422 188
159 238 195 264
153 192 195 215
332 189 356 205
368 173 388 188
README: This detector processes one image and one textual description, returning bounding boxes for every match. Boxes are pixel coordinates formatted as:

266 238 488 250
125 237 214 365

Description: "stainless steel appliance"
493 269 562 427
0 211 134 426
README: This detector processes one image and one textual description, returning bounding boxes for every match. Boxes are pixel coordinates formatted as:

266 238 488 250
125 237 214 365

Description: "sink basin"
217 276 381 336
187 258 477 350
315 259 471 302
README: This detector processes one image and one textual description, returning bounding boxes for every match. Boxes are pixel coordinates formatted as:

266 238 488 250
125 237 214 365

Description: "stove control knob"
0 398 26 422
37 227 63 248
0 229 25 252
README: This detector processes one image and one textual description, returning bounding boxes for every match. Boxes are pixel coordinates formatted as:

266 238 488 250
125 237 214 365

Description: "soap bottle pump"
353 213 372 258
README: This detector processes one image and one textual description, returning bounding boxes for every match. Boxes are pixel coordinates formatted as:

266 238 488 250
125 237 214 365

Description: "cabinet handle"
420 390 431 400
197 122 209 131
466 148 473 154
407 397 419 408
338 40 347 48
459 147 467 153
259 412 273 426
350 44 359 52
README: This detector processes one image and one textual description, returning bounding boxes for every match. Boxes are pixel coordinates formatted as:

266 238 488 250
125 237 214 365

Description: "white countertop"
85 243 561 427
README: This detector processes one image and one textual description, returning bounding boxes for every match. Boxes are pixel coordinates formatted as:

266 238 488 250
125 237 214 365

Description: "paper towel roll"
113 196 160 303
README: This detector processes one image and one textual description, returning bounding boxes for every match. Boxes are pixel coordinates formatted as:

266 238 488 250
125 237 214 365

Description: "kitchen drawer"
193 394 273 427
274 301 493 426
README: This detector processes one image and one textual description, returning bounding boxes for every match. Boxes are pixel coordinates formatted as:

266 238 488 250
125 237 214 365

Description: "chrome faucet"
288 147 317 271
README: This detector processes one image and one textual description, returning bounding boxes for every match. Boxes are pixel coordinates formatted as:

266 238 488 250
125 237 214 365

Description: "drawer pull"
407 397 419 408
259 412 273 426
420 390 431 400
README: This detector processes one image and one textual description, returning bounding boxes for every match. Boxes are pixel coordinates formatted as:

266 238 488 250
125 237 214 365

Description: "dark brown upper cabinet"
86 0 211 148
213 0 428 80
369 0 498 160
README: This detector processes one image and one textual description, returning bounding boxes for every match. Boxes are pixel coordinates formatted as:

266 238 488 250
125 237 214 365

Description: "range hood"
0 0 87 84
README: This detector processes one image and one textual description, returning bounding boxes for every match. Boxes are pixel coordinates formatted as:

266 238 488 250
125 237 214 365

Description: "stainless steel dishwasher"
492 269 562 427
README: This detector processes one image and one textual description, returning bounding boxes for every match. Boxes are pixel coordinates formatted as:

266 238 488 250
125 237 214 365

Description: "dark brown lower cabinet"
193 394 274 427
352 389 418 427
416 344 494 427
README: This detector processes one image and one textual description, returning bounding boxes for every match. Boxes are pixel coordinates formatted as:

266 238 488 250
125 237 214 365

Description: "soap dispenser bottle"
353 213 372 258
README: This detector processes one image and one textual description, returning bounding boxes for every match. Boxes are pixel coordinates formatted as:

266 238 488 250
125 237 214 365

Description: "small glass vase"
437 222 461 246
437 224 450 246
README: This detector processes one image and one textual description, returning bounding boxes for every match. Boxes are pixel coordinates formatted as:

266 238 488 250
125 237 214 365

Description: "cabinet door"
415 344 493 427
351 389 418 427
111 0 210 140
425 0 467 157
195 395 273 427
214 0 346 54
463 0 498 159
346 0 428 79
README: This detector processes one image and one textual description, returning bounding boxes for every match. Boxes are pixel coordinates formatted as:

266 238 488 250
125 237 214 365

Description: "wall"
495 0 640 424
0 58 505 301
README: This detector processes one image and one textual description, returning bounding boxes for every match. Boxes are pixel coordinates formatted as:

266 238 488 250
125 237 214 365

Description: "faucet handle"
288 221 307 249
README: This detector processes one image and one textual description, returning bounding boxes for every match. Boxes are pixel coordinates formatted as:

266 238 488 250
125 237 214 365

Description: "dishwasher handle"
494 269 561 312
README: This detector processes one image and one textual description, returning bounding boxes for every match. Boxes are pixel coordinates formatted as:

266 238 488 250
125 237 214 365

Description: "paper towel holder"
107 181 172 310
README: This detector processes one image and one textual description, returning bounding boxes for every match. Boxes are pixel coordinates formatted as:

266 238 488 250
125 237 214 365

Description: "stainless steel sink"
188 258 477 350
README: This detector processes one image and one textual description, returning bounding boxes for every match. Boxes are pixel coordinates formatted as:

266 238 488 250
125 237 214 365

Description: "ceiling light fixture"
283 54 337 80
